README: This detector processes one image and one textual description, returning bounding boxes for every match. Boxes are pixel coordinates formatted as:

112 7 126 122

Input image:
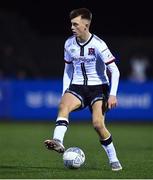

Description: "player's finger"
108 103 112 109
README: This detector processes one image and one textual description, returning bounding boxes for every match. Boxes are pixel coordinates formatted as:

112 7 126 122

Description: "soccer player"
44 8 122 171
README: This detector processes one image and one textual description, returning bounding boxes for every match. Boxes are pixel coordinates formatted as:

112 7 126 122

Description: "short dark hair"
69 8 92 21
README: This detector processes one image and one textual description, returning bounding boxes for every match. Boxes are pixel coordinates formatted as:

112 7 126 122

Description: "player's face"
71 16 88 38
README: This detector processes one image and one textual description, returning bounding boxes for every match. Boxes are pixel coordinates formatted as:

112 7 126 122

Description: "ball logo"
63 147 85 169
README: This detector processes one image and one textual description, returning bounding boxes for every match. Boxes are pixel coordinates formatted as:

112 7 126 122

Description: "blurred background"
0 0 153 122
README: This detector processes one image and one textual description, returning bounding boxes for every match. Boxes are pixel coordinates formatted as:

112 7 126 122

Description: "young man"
44 8 122 171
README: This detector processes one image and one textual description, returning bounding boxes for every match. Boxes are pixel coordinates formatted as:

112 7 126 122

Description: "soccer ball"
63 147 85 169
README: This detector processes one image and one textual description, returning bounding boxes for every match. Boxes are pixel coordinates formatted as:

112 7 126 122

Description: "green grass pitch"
0 121 152 179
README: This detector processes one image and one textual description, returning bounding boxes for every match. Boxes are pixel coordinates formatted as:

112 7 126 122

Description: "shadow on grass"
0 165 61 170
0 164 104 171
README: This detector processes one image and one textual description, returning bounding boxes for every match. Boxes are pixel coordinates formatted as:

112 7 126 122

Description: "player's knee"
92 119 105 131
58 102 69 113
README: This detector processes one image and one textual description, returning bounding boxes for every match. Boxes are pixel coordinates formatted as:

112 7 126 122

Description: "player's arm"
63 40 73 95
106 62 120 109
62 61 73 95
97 40 120 109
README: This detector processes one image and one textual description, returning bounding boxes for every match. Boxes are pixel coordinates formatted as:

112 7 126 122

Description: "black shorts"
65 84 110 111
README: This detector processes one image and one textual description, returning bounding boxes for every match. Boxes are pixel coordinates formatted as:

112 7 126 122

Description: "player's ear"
84 24 88 30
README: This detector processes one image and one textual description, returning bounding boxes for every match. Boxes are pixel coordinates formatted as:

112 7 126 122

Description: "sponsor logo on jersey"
72 57 95 63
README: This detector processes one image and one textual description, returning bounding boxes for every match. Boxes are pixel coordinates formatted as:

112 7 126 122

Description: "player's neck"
77 32 91 43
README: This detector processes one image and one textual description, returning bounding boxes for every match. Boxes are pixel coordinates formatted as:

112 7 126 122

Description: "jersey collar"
76 34 94 47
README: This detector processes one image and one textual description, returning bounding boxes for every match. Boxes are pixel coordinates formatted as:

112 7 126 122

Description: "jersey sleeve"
107 62 120 96
62 63 73 95
97 40 115 65
64 40 72 64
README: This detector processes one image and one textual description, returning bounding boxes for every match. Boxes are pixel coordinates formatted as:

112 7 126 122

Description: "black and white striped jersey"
64 34 115 86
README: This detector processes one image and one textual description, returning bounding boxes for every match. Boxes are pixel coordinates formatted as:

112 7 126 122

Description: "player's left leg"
91 100 122 171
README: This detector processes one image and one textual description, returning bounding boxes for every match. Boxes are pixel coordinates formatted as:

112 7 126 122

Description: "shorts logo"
88 48 95 55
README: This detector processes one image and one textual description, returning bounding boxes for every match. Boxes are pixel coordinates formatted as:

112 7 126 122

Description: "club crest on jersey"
88 48 95 55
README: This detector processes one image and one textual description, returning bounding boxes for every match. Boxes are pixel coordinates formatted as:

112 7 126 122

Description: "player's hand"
107 95 118 109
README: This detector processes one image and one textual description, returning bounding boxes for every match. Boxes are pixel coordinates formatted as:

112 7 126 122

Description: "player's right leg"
44 92 81 153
